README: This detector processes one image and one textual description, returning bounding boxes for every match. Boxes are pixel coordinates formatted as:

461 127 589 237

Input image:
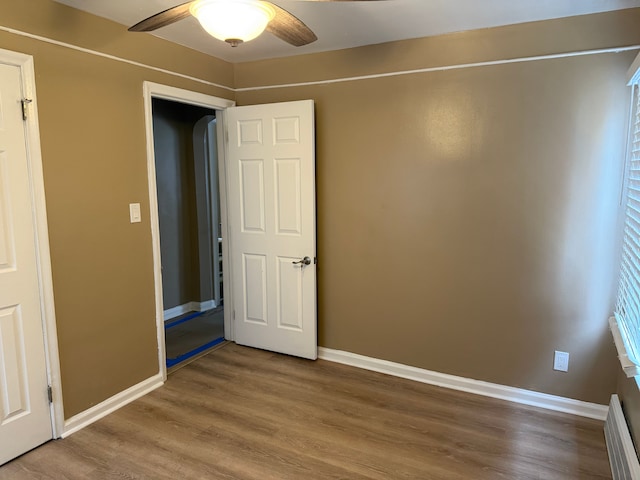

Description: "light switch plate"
553 351 569 372
129 203 141 223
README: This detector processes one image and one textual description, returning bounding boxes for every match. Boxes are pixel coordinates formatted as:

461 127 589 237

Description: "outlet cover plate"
554 351 569 372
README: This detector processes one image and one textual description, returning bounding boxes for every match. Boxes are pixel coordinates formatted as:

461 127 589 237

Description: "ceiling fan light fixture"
190 0 276 46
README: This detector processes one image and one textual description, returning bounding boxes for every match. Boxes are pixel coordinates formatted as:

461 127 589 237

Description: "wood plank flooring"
0 343 611 479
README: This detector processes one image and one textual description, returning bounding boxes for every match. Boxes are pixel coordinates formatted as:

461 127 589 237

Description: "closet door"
0 61 52 465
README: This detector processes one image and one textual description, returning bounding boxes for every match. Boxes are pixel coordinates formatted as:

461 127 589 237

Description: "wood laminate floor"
0 343 611 479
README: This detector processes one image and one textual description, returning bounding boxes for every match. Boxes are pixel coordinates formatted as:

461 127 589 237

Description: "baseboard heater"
606 394 640 479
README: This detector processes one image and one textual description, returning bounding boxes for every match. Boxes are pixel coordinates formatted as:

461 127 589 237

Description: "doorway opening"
151 97 223 369
143 82 235 380
145 84 317 374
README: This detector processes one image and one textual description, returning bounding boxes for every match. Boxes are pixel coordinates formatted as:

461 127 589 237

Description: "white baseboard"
197 299 216 312
61 373 164 438
163 303 191 320
318 347 608 421
163 300 217 321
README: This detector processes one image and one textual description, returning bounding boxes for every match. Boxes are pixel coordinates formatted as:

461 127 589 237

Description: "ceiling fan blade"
129 2 194 32
265 3 318 47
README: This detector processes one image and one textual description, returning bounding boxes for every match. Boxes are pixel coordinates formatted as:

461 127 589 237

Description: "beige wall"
235 10 640 405
3 0 639 420
0 0 234 417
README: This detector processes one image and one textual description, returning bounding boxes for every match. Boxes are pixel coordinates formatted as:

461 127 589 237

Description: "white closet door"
0 62 52 465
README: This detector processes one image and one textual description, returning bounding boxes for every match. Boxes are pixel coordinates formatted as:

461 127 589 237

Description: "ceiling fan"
129 0 386 48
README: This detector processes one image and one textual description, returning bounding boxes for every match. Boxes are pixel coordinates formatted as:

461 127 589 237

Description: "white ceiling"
53 0 640 63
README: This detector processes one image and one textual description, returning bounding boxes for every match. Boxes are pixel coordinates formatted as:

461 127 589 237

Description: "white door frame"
0 48 64 438
142 82 235 380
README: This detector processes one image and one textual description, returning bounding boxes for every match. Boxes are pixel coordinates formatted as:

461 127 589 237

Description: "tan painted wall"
0 0 234 417
235 10 640 405
3 0 640 420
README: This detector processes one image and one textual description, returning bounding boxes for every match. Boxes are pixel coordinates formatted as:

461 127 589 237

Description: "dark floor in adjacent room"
165 307 224 366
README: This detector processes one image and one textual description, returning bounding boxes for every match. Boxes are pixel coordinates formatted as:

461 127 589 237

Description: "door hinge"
47 385 53 403
232 310 235 320
21 98 32 120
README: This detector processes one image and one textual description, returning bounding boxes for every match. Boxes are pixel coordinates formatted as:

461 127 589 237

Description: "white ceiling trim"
235 45 640 92
0 25 234 91
2 23 639 94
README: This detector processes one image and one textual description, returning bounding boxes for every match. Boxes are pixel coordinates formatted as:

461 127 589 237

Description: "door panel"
274 158 302 235
0 63 52 465
276 256 303 330
0 306 29 418
227 100 316 359
239 159 266 232
243 253 268 324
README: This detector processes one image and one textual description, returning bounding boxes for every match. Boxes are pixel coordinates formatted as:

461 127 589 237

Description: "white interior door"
226 100 317 359
0 63 52 464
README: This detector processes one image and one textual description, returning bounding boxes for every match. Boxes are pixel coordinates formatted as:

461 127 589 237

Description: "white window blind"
615 66 640 377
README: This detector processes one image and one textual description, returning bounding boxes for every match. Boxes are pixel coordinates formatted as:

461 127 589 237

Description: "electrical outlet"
554 351 569 372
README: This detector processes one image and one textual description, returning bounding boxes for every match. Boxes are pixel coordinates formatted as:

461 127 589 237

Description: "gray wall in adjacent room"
152 98 215 310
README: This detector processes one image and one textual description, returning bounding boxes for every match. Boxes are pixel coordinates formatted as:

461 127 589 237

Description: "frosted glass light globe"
190 0 276 46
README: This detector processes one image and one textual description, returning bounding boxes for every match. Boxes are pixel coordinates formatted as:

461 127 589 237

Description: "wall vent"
606 394 640 479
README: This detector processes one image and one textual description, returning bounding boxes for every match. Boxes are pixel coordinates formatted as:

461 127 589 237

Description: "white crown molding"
1 24 638 94
0 25 234 91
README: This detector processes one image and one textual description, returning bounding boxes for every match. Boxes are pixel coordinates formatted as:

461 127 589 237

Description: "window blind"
616 81 640 376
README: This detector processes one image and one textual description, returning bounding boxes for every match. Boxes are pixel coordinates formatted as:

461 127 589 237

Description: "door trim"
142 82 235 380
0 48 64 438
